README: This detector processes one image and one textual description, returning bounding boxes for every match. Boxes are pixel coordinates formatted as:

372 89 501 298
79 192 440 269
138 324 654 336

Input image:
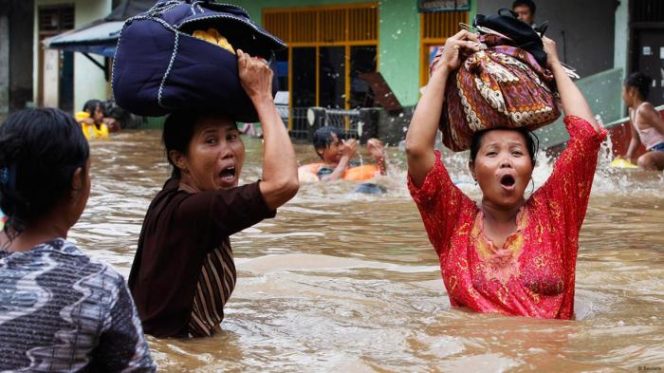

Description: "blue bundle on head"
112 0 286 122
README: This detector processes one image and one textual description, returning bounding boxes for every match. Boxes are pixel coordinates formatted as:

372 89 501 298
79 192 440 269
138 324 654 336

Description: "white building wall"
33 0 112 112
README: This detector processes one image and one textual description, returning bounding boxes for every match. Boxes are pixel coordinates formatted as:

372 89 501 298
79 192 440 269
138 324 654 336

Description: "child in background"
299 126 387 182
622 72 664 170
75 100 112 140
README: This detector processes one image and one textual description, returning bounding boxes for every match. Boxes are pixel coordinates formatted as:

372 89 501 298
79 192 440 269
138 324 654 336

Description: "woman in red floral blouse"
405 31 606 319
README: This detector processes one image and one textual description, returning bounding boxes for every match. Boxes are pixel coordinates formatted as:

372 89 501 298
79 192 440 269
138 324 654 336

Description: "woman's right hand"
237 49 273 103
430 30 482 76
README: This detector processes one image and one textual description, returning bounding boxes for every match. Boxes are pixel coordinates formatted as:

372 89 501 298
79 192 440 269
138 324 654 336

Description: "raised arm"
543 37 602 133
406 30 480 186
535 38 607 231
238 50 299 209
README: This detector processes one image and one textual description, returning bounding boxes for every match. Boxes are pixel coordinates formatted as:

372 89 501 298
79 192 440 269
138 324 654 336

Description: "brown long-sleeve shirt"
128 178 275 337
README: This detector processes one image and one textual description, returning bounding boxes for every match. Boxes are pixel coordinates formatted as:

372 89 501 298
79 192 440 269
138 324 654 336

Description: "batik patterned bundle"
439 34 560 151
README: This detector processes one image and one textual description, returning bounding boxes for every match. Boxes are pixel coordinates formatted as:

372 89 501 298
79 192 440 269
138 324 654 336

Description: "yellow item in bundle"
216 36 234 54
206 28 222 40
192 30 217 44
192 28 236 55
610 158 638 169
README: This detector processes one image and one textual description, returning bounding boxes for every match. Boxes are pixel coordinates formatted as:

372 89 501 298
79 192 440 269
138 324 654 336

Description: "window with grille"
38 5 74 36
263 4 379 137
264 4 378 45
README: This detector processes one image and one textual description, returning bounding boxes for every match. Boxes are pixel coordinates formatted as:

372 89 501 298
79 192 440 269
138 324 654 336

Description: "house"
0 0 145 118
0 0 661 147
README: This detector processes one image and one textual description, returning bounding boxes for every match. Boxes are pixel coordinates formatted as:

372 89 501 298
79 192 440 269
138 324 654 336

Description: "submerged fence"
282 106 378 142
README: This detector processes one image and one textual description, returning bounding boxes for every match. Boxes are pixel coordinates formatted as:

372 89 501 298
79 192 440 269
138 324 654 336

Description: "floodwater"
72 131 664 372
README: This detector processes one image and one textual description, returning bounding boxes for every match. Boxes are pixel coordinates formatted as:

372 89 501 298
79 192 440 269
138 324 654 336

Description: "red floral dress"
408 116 607 319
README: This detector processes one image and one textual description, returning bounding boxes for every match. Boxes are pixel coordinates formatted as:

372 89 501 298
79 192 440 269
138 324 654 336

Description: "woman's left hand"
542 36 561 69
237 49 273 103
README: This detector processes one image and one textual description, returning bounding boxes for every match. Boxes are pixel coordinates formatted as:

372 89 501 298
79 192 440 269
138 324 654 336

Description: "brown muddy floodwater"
72 131 664 372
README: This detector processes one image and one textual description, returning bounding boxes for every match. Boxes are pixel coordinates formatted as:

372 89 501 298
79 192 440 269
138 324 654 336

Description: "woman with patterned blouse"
0 108 155 371
405 31 606 319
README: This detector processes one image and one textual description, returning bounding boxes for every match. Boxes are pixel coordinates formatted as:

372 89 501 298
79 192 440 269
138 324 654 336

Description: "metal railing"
287 107 309 140
321 108 362 139
285 106 364 140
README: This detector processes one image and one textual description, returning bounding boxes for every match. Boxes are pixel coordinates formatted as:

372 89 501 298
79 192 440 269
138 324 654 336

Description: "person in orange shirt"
299 126 387 183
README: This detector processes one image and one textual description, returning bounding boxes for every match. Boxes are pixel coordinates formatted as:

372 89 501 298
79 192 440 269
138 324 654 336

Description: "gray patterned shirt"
0 239 155 372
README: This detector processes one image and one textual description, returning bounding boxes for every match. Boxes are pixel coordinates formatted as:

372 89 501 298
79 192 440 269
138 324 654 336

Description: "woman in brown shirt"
128 50 299 338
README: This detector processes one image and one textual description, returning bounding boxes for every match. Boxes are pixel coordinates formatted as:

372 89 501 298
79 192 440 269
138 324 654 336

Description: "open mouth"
500 174 516 188
219 166 236 182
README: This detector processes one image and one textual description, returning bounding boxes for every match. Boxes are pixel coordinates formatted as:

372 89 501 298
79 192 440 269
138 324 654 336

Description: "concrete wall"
378 0 420 107
0 13 9 117
233 0 422 106
33 0 112 112
477 0 617 79
0 1 33 117
72 0 112 112
9 1 35 112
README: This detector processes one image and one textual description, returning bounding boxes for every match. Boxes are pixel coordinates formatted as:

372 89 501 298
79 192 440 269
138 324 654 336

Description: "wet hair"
625 72 653 101
0 108 89 236
312 126 345 159
469 127 539 167
162 110 236 178
82 99 106 116
512 0 536 15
